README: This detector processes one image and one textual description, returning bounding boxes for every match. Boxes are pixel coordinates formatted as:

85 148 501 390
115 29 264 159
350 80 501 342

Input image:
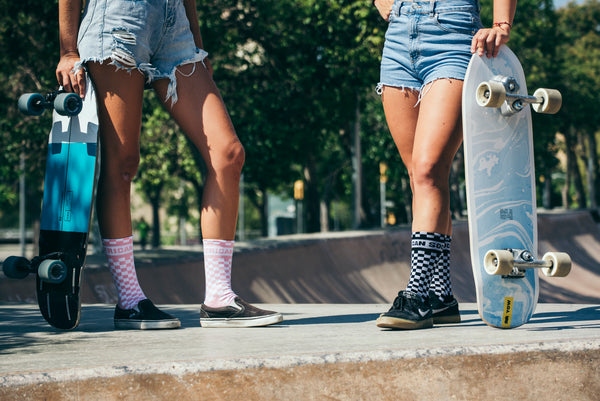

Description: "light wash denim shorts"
378 0 483 96
76 0 207 103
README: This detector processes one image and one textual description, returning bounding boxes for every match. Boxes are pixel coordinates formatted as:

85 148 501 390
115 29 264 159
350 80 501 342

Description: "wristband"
493 21 512 29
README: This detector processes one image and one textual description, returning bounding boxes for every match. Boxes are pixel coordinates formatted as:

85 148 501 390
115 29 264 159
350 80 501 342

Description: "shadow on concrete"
529 305 600 331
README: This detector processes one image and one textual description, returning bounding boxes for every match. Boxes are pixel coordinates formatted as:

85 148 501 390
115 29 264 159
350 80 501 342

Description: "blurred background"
0 0 597 251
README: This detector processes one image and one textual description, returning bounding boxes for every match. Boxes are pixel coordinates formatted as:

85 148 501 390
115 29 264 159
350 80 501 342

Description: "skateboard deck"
462 46 569 328
4 76 99 330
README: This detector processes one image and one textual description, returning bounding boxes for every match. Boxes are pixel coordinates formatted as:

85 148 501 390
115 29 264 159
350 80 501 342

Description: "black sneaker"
376 291 433 330
114 299 181 330
429 291 461 324
200 297 283 328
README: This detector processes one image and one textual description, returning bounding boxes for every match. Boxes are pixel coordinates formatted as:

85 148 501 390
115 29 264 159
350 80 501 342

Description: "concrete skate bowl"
1 210 599 305
229 210 600 304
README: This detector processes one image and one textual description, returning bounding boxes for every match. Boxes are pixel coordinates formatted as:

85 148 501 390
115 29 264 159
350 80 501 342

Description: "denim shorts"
76 0 207 104
378 0 483 95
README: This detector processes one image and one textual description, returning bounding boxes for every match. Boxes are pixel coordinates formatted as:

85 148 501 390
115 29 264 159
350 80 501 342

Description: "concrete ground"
1 303 599 400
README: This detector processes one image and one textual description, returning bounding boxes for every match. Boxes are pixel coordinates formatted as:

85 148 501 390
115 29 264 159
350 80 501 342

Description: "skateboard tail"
37 230 88 330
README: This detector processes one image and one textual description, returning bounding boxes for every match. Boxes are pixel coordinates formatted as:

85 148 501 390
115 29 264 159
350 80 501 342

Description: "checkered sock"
430 235 453 300
406 232 445 300
103 236 146 310
203 239 237 308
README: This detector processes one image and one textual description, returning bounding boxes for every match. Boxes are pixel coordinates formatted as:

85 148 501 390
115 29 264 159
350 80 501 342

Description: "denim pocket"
77 0 97 46
433 9 479 35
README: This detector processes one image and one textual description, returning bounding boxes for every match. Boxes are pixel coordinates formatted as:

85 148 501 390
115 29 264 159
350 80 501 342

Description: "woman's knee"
411 158 449 190
102 151 141 183
210 140 245 176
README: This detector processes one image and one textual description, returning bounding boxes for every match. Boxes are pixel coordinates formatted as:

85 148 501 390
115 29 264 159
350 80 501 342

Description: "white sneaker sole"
200 313 283 328
114 319 181 330
375 315 433 330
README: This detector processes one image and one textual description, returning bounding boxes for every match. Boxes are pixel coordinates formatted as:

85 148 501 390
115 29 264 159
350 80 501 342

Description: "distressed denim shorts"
76 0 207 103
378 0 483 95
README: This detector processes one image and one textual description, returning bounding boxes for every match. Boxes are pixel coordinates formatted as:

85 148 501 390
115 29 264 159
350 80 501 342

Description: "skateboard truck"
475 75 562 115
18 89 83 117
484 248 571 278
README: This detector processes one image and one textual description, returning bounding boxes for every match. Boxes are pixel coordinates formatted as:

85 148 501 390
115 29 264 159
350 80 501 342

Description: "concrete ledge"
1 303 599 399
2 350 599 401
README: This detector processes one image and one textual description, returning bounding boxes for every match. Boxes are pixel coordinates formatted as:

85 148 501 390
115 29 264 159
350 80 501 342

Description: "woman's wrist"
493 21 512 31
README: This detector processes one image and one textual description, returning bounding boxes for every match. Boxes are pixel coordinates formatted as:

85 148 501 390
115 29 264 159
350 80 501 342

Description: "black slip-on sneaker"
200 297 283 328
114 299 181 330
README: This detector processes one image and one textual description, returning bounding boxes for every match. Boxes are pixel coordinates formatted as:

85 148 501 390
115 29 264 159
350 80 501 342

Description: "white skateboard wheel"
484 250 514 275
541 252 571 277
38 259 68 284
476 81 506 108
532 88 562 114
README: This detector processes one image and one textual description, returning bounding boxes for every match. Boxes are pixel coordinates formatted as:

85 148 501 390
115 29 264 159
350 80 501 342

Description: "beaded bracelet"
493 21 513 29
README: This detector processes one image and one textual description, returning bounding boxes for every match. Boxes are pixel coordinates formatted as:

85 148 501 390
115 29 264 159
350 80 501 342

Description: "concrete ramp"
537 212 600 303
1 211 599 305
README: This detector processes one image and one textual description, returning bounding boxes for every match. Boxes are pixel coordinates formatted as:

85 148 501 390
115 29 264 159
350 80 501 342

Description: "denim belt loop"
396 0 404 17
429 0 436 17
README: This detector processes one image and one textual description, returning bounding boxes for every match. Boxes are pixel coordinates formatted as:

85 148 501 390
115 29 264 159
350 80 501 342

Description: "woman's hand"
373 0 395 22
471 24 511 58
56 52 86 97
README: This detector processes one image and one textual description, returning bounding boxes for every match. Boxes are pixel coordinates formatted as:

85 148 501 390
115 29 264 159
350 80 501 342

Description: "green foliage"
197 0 385 230
2 0 600 234
0 0 59 215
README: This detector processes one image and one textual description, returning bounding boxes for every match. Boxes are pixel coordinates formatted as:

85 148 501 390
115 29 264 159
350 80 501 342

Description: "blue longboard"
4 76 99 330
462 47 569 328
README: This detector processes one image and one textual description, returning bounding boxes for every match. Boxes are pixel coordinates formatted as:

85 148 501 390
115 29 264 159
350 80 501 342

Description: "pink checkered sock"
203 239 237 308
103 236 146 310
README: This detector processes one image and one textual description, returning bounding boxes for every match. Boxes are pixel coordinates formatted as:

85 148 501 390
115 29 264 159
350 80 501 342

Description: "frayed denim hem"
73 49 209 106
159 50 209 106
376 76 465 106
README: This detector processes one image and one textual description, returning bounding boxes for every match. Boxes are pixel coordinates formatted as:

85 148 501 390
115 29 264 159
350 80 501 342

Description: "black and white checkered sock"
406 232 445 300
430 235 453 301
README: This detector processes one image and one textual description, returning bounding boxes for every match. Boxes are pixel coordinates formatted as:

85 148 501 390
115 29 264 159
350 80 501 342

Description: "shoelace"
392 293 407 310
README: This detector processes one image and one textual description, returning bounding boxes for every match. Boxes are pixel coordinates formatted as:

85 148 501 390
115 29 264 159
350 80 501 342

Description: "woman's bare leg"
153 63 243 241
410 80 464 235
152 63 282 326
88 63 145 239
87 62 180 329
377 80 463 329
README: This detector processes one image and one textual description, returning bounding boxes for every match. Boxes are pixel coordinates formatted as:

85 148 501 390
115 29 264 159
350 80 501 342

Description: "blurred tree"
0 0 59 223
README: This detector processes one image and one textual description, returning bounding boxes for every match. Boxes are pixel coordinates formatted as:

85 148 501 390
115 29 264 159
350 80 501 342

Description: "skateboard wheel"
38 259 68 284
484 250 514 275
54 92 83 116
541 252 571 277
2 256 31 279
18 93 45 116
532 88 562 114
476 81 506 108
